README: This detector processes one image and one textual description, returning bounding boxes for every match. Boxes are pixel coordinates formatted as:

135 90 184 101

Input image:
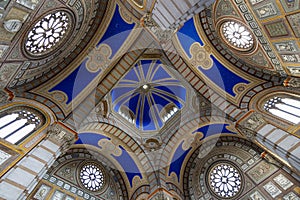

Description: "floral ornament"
221 21 254 51
190 43 213 70
80 163 105 192
209 163 242 198
86 44 112 73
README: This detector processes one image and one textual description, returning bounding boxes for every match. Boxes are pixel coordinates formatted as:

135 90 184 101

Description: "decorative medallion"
221 21 254 51
79 163 105 192
25 11 71 56
208 163 242 198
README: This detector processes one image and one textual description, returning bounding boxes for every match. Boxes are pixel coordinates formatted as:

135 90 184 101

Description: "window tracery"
221 21 254 51
264 96 300 124
25 11 71 56
79 163 105 192
0 107 43 144
208 163 242 198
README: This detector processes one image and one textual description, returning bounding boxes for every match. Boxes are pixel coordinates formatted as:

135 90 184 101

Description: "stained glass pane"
209 163 242 198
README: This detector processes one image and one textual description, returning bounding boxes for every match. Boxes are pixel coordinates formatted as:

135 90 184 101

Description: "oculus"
25 11 71 56
79 163 105 192
208 163 242 198
221 21 254 51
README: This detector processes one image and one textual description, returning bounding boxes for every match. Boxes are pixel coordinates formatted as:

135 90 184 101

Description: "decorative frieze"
47 122 78 152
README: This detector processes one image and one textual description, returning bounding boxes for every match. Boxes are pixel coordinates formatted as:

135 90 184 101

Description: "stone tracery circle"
221 21 254 51
208 163 242 198
25 11 71 56
79 163 105 192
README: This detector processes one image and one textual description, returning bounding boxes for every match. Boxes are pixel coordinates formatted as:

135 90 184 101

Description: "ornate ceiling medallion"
208 162 242 198
221 21 254 51
24 11 72 56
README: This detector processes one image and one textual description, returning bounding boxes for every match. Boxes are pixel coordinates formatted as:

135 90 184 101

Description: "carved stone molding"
148 188 179 200
236 111 266 140
141 13 176 44
0 89 13 105
283 77 300 88
47 122 78 151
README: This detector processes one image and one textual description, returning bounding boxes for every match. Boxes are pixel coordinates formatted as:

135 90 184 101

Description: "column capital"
47 122 78 151
141 13 175 44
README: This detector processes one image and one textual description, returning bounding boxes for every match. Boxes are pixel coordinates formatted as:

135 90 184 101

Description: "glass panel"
269 109 300 124
0 113 19 127
0 118 27 138
275 103 300 117
281 98 300 109
5 124 36 144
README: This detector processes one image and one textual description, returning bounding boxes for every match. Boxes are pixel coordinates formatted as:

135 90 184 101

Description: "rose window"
209 163 242 198
221 21 254 50
25 11 71 55
80 163 105 192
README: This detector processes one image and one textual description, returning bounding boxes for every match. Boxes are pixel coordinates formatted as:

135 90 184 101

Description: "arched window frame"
0 105 46 145
259 93 300 126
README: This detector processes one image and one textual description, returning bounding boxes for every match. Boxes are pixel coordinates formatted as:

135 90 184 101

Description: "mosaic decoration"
51 190 65 200
274 41 299 52
249 0 265 5
0 63 20 89
79 163 105 192
273 174 294 190
280 0 300 13
221 21 254 50
16 0 40 10
287 66 300 75
0 0 10 9
264 21 289 37
0 7 29 42
33 184 52 200
0 45 9 58
287 13 300 37
247 161 278 184
283 192 300 200
209 163 242 198
263 181 282 198
233 0 285 74
111 59 186 132
250 190 266 200
215 0 239 19
281 54 300 62
255 3 279 19
25 11 71 56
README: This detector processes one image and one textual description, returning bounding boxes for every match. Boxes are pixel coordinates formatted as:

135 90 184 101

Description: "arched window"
264 96 300 124
0 106 45 144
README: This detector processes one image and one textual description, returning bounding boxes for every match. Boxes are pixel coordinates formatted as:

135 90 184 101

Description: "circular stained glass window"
25 11 71 56
221 21 254 51
80 163 105 192
208 163 242 198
